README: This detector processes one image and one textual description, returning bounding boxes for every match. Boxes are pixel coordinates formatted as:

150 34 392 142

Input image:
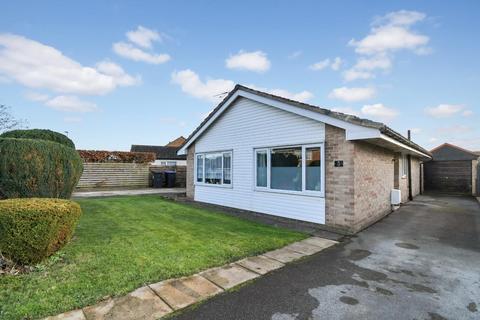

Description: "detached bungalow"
178 85 431 234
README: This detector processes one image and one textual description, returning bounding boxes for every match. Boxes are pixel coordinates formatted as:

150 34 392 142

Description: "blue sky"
1 0 479 151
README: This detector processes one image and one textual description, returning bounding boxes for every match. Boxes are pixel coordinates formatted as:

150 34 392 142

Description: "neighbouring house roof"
130 145 186 160
429 143 480 161
178 84 431 158
165 136 186 148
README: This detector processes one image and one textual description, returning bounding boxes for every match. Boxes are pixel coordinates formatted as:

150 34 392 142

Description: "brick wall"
353 142 395 231
324 125 356 233
186 144 195 199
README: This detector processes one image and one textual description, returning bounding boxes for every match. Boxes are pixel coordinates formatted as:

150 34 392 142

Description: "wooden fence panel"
77 163 150 189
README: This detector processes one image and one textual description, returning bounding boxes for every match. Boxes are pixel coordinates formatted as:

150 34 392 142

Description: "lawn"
0 195 306 319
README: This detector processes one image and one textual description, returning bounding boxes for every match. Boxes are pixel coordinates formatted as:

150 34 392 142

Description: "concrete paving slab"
301 237 338 250
200 264 259 290
236 255 285 275
263 247 307 263
149 275 222 310
283 240 327 255
82 286 172 320
43 309 86 320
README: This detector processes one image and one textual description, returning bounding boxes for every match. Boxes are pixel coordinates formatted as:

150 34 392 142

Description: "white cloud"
310 57 342 71
95 60 141 86
425 104 464 118
171 69 313 104
113 42 170 64
344 10 429 81
171 69 235 103
331 107 361 117
288 50 302 59
25 91 49 102
355 55 392 70
361 103 399 121
328 86 375 102
343 69 374 82
267 88 313 102
225 50 271 72
462 110 474 117
45 95 97 112
0 33 138 95
310 59 330 71
373 10 426 28
126 26 161 49
331 57 343 71
349 10 429 55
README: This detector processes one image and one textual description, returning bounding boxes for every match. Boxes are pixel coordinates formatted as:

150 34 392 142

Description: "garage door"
424 160 472 194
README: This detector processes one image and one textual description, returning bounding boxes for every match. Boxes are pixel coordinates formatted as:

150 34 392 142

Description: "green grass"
0 195 306 319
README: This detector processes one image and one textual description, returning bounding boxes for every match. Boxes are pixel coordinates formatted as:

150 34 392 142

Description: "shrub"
0 138 83 199
0 198 82 264
78 150 155 163
0 129 75 149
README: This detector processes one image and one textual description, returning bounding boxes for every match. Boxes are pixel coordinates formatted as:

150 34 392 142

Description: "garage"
424 143 479 195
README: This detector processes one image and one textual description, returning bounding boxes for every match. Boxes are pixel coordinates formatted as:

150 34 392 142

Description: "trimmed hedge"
0 129 75 149
0 198 82 264
78 150 155 164
0 138 83 199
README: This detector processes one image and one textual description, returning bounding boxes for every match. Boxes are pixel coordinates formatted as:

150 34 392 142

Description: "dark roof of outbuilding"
430 143 480 161
182 84 431 156
130 145 186 160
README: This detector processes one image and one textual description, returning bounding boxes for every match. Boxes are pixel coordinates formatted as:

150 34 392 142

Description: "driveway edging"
43 237 338 320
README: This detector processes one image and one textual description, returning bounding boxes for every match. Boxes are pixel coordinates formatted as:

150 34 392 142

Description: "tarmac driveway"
171 194 480 320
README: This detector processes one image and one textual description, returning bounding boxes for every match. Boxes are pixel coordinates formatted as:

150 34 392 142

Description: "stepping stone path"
43 237 338 320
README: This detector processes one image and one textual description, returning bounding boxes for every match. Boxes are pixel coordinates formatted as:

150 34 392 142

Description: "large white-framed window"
195 151 233 187
254 143 324 196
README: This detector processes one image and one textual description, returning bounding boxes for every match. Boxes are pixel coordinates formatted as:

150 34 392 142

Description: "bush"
0 198 82 264
0 129 75 149
78 150 155 163
0 138 83 199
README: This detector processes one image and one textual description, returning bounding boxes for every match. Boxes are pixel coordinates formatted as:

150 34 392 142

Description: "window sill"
195 183 233 189
254 187 324 198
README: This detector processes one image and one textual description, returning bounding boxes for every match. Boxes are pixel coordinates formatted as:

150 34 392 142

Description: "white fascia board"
379 134 431 158
177 89 379 155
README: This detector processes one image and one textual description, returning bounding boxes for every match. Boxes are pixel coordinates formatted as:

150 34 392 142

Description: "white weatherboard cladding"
195 97 326 224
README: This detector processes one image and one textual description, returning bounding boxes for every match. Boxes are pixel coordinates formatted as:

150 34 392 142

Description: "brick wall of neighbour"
186 144 195 199
353 141 395 231
324 125 356 233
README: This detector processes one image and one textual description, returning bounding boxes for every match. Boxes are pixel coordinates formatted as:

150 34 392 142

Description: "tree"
0 105 26 132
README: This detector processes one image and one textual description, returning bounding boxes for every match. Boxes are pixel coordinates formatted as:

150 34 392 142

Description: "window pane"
271 147 302 191
196 155 203 182
256 151 267 187
306 147 321 191
205 153 222 184
223 153 232 184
